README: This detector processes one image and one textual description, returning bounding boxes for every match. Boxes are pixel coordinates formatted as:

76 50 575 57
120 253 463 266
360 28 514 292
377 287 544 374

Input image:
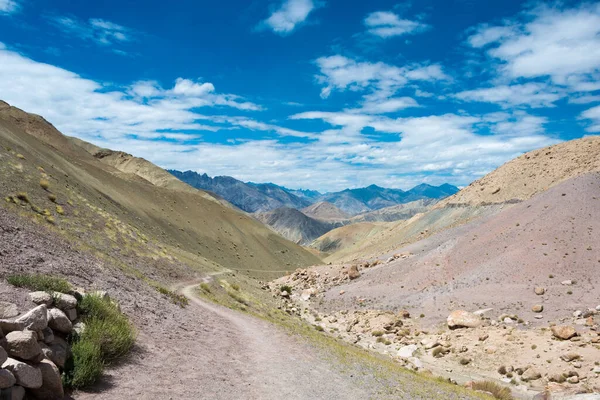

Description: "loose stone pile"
0 290 86 400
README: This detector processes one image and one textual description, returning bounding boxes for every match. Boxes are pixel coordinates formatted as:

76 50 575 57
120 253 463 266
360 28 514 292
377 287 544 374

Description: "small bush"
498 365 507 375
471 381 513 400
230 283 240 291
16 153 25 159
48 193 57 203
154 285 189 307
227 289 249 306
372 330 384 337
433 347 448 358
7 273 71 293
315 325 324 332
280 285 292 294
64 294 135 389
199 282 211 293
56 205 65 215
15 192 29 203
46 216 55 224
459 358 471 365
39 179 50 190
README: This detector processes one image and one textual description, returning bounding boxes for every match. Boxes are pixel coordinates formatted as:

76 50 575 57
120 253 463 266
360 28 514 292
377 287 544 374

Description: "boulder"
420 339 440 350
15 305 48 331
29 359 64 400
348 265 360 280
398 344 418 358
41 327 54 345
0 369 16 389
47 308 72 334
532 304 544 313
0 320 25 334
5 331 42 361
447 310 480 329
0 347 7 365
28 292 53 307
552 325 577 340
534 287 546 295
51 293 77 311
522 368 542 382
2 358 42 389
65 308 77 321
0 302 18 319
41 338 68 368
11 385 25 400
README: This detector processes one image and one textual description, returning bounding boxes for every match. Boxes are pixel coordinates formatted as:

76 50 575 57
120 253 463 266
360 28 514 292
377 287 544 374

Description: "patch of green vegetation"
63 294 135 389
48 193 57 203
199 282 211 293
471 381 513 400
56 205 65 215
7 273 71 293
15 192 29 203
372 330 384 337
280 284 292 294
153 285 189 308
39 179 50 190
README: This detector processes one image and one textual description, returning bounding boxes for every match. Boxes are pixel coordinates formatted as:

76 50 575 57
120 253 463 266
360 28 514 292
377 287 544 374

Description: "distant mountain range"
169 170 459 215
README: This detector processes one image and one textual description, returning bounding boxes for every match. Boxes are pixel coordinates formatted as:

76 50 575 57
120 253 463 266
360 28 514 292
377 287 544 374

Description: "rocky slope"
254 207 339 245
301 201 349 221
168 170 310 213
0 100 321 281
271 172 600 398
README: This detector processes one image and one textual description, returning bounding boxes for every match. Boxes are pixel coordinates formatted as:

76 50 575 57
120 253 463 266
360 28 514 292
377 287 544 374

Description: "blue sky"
0 0 599 191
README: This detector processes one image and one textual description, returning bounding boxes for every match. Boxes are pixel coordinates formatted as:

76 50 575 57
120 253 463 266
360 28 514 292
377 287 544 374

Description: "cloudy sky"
0 0 599 191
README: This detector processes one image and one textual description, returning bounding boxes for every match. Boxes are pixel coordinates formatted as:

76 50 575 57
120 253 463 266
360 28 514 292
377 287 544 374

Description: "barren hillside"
302 201 349 221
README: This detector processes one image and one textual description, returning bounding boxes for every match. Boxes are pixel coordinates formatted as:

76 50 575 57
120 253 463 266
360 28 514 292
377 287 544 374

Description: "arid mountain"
0 101 320 281
349 198 437 223
301 201 350 221
439 136 600 207
322 137 600 263
169 170 310 212
319 183 458 215
254 207 339 245
171 168 458 216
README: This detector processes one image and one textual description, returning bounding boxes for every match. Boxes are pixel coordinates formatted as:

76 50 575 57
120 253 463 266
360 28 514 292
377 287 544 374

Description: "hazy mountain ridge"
170 169 458 215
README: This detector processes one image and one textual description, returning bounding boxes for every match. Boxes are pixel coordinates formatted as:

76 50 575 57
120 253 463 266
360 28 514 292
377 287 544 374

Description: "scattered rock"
339 290 345 295
73 322 86 336
47 308 72 334
551 325 577 340
447 310 480 329
28 292 53 306
407 357 423 370
5 331 43 361
573 310 582 318
0 369 16 389
51 293 77 311
534 287 546 295
0 347 6 365
479 334 489 341
2 357 43 388
532 304 544 313
0 320 25 334
11 385 26 400
561 280 573 286
15 305 48 331
0 302 18 319
420 339 439 350
398 344 418 358
398 310 411 319
567 375 579 384
280 290 290 298
300 289 313 301
347 265 360 280
29 359 64 400
522 368 542 382
560 353 581 362
41 327 54 344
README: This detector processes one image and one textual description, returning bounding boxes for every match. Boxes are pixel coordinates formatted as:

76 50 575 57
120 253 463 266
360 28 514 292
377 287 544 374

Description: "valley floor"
76 282 484 400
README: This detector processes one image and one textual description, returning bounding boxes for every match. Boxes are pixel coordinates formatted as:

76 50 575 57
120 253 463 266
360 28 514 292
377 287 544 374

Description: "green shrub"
7 274 71 293
48 193 57 203
39 179 50 190
230 283 240 291
153 285 189 308
199 282 211 293
64 340 103 388
280 285 292 294
56 205 65 215
64 294 135 389
471 381 513 400
372 330 384 337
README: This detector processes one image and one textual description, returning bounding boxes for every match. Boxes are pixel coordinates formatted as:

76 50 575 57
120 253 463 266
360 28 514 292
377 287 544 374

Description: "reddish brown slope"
320 173 600 325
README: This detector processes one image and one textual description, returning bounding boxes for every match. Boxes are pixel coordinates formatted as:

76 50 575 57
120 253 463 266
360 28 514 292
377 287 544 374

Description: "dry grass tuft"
39 179 50 190
471 381 513 400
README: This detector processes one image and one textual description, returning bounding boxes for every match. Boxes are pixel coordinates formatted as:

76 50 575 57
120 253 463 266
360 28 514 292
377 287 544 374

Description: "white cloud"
467 4 600 86
0 0 18 14
315 55 448 99
569 95 600 105
261 0 316 35
454 83 564 108
0 46 293 145
364 11 429 38
581 104 600 132
48 15 134 48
